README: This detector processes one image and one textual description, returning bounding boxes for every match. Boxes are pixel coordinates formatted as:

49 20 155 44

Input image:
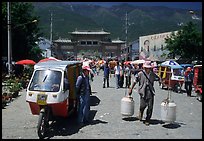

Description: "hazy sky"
69 2 202 10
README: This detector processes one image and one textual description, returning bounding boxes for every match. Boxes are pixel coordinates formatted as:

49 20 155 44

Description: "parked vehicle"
158 60 184 93
26 60 82 138
193 65 202 102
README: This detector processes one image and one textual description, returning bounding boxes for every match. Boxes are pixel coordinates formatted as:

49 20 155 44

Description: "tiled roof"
70 31 110 35
53 39 72 43
112 39 125 43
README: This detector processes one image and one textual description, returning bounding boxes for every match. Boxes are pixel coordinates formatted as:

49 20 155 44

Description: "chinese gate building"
52 29 125 60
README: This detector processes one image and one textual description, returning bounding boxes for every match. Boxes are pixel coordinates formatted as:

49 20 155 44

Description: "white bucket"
121 96 134 116
161 100 176 123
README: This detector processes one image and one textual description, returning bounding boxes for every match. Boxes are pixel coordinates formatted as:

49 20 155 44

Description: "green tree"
2 2 43 62
165 21 202 61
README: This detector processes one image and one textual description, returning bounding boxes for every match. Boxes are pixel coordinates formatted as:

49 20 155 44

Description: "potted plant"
9 82 21 98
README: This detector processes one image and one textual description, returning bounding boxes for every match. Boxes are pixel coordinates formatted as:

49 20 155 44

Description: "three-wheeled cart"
26 60 82 138
193 65 202 102
158 60 184 93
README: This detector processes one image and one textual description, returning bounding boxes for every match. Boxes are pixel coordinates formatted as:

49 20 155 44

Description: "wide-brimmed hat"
143 61 152 68
82 65 91 71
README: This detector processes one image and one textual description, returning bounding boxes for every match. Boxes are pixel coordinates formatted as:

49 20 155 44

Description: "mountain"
32 2 202 42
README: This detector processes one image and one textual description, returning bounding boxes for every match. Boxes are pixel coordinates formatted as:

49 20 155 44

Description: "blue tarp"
161 60 183 69
180 64 193 69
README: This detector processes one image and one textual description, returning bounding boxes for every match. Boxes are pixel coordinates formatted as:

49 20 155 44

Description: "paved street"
2 72 202 139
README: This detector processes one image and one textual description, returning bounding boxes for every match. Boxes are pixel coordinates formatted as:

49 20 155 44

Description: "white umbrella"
161 60 180 66
131 59 145 64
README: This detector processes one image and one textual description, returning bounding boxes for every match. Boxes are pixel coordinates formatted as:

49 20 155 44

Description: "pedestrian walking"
96 62 100 75
128 61 158 126
124 63 131 88
184 67 194 97
119 62 125 88
103 61 110 88
114 61 122 89
76 65 92 126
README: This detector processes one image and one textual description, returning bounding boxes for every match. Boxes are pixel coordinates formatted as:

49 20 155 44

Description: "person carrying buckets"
128 61 159 126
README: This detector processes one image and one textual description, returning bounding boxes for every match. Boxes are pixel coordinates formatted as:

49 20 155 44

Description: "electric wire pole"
7 2 12 76
50 12 53 43
125 12 128 61
50 11 53 57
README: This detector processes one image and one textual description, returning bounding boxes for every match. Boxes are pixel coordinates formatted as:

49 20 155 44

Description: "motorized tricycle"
193 65 202 102
158 60 184 93
26 60 82 138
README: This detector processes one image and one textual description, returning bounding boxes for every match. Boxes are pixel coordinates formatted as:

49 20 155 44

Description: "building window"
81 41 86 45
154 45 156 51
87 41 92 45
93 41 98 45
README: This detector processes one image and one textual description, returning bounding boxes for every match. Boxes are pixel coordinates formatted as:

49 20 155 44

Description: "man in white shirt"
114 61 121 89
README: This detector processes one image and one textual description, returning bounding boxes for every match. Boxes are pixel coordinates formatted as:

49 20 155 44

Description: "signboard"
139 31 178 61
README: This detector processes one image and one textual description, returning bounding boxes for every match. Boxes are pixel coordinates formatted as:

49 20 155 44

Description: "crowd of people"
76 58 196 127
3 57 196 127
76 59 158 126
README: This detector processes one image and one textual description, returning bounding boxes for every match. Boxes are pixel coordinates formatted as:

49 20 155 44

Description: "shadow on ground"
162 121 185 129
45 110 107 139
148 119 185 128
148 119 165 125
42 95 105 139
162 123 181 129
122 116 138 121
122 117 185 128
90 95 100 106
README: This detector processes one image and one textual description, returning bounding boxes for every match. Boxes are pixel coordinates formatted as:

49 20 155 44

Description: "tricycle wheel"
37 112 48 139
174 83 181 93
197 93 202 102
160 83 164 89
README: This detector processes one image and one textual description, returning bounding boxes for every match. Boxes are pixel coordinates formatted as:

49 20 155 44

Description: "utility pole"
124 12 134 61
50 12 53 43
7 2 12 76
50 11 53 57
125 12 128 61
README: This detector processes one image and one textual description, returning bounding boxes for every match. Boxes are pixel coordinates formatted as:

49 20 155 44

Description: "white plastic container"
161 100 176 123
121 96 134 116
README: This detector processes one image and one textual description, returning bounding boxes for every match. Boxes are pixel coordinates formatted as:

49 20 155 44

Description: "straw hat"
143 61 152 68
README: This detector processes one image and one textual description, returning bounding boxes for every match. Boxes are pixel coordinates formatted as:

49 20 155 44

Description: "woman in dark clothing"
119 63 125 88
103 62 110 88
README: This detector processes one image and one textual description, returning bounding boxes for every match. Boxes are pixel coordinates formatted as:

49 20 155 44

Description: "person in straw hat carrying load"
128 61 159 126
